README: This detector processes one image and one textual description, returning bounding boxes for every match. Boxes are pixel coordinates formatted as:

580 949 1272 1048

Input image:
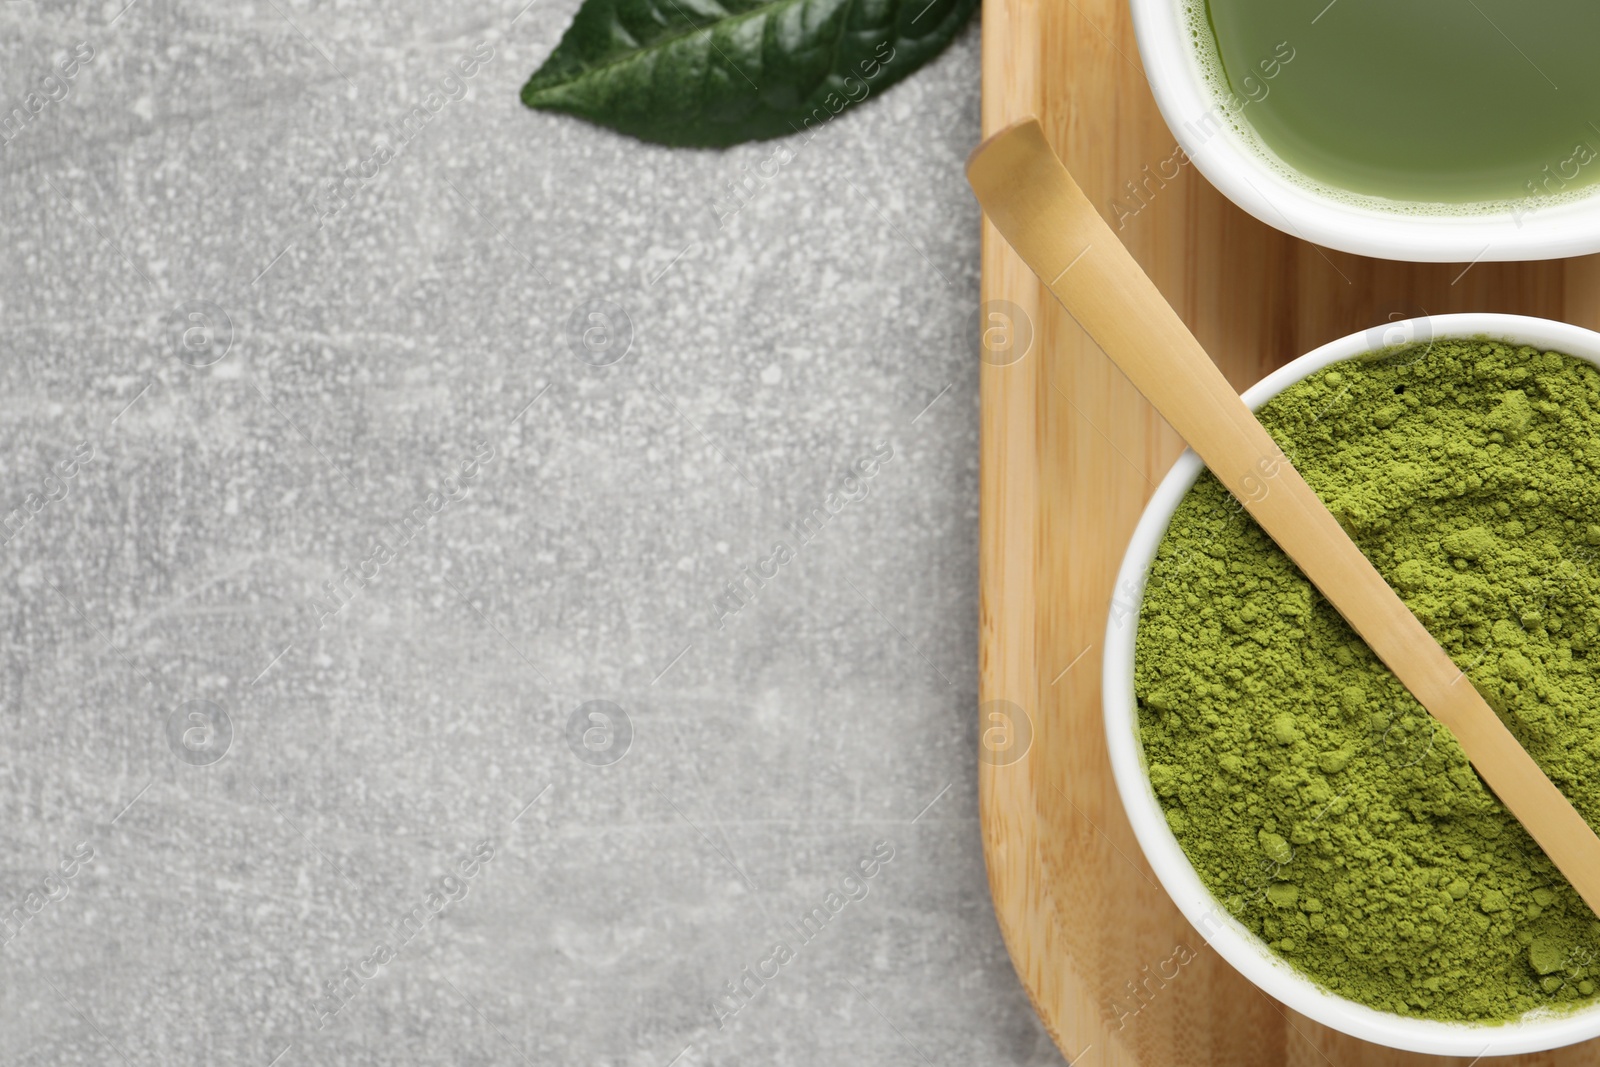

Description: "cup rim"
1102 313 1600 1055
1127 0 1600 262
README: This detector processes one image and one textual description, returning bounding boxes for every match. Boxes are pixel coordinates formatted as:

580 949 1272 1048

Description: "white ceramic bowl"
1104 313 1600 1055
1129 0 1600 262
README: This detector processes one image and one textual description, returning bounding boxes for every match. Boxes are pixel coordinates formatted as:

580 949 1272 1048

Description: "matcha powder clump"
1135 339 1600 1021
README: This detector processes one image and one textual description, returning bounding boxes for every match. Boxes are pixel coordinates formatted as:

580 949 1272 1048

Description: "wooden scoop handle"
967 118 1600 917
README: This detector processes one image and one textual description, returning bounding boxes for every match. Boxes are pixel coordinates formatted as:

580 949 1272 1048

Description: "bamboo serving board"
975 1 1600 1064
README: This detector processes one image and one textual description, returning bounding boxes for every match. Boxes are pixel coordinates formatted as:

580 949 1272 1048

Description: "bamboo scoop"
968 118 1600 916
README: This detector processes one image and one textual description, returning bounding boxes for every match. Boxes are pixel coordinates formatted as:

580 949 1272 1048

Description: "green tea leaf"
521 0 977 147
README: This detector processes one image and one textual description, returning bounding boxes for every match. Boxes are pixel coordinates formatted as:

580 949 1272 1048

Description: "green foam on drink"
1198 0 1600 206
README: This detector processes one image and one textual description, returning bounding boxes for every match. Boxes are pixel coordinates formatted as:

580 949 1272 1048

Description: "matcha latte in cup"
1129 0 1600 260
1104 314 1600 1055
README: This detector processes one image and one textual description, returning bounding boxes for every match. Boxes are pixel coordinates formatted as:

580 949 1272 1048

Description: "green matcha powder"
1135 338 1600 1021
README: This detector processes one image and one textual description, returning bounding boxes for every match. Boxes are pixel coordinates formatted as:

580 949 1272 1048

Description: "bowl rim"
1127 0 1600 263
1102 313 1600 1055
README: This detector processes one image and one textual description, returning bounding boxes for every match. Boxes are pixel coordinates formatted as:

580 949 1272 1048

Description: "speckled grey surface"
0 2 1062 1064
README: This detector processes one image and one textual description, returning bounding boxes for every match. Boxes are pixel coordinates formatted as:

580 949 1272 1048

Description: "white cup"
1128 1 1600 261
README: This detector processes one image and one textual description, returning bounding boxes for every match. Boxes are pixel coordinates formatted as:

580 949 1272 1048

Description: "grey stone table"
0 1 1063 1063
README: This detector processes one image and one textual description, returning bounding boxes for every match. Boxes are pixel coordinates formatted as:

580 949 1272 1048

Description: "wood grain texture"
975 2 1600 1064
